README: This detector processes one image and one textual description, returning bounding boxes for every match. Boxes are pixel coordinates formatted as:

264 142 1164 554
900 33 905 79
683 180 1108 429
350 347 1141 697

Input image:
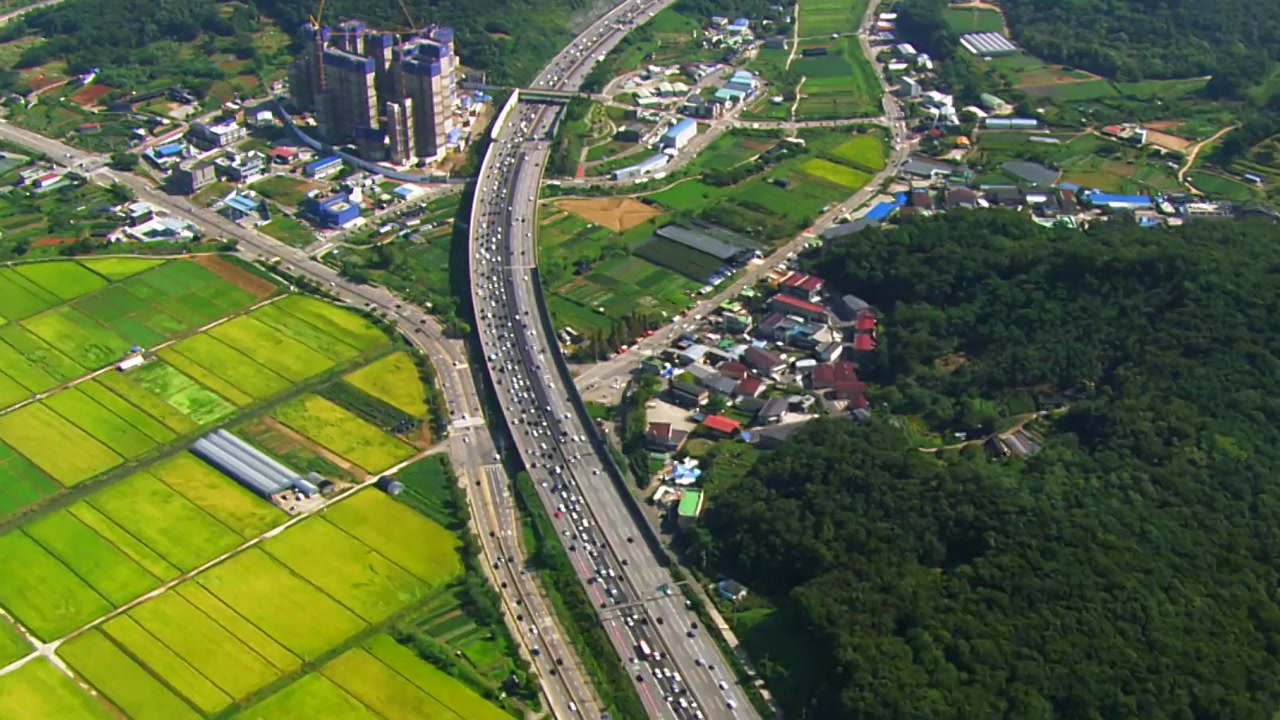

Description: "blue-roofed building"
143 141 187 168
1081 192 1153 210
865 201 898 221
221 192 268 223
662 118 698 150
307 193 362 228
613 153 671 181
895 191 909 205
305 155 344 179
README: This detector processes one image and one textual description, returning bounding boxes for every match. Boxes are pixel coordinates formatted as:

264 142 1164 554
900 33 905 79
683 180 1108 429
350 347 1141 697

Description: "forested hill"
695 212 1280 719
999 0 1280 84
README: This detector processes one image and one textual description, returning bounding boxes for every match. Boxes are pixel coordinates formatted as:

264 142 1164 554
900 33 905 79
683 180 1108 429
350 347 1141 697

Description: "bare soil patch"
1145 120 1182 131
1144 129 1192 153
192 254 280 298
69 84 112 107
556 197 662 231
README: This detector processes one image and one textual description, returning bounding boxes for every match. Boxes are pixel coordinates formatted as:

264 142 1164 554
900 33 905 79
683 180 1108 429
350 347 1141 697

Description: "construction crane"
310 0 329 92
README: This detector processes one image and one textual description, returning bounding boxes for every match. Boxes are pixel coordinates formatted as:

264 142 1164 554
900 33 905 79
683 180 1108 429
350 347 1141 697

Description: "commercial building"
187 120 246 149
305 155 345 179
307 193 362 228
661 118 698 150
170 161 215 195
612 153 670 181
290 23 458 161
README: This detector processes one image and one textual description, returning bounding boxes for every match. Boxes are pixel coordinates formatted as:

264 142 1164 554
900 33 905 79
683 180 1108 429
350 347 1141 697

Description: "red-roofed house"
735 376 764 398
269 146 298 164
646 422 688 452
718 361 749 381
702 414 741 437
810 360 868 400
853 333 876 352
780 272 825 302
770 293 826 321
742 346 786 377
855 310 877 331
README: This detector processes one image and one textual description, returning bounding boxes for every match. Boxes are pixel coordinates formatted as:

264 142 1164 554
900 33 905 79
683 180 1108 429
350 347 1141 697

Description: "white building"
661 118 698 150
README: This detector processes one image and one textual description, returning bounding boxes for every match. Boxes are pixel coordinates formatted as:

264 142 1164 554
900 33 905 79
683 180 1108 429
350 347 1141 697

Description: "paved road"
470 1 761 719
0 120 602 719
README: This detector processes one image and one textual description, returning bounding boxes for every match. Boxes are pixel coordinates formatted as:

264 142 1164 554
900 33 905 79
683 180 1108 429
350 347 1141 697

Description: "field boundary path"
1178 124 1238 188
0 446 437 682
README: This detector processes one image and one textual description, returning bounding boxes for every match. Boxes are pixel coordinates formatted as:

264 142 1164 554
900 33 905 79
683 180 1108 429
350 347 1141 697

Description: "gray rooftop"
656 225 741 260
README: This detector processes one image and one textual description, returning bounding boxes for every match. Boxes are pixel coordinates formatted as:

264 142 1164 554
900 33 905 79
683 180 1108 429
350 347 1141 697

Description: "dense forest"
694 212 1280 718
1000 0 1280 86
4 0 597 88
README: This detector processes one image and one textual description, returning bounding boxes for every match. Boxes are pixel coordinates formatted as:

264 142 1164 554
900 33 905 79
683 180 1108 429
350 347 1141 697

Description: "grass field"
0 658 115 719
260 216 318 249
942 7 1005 33
0 531 112 639
263 517 429 623
250 175 314 207
88 470 245 572
196 548 368 658
648 179 720 211
1020 79 1117 100
273 394 415 473
343 351 428 416
60 629 204 720
323 489 463 585
798 0 867 35
799 158 872 188
830 134 886 171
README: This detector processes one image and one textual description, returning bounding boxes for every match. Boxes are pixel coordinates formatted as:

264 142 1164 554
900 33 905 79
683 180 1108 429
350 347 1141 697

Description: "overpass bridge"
461 82 584 103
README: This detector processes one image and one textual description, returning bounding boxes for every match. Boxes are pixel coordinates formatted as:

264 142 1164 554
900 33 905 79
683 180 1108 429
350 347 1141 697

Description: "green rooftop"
678 489 704 518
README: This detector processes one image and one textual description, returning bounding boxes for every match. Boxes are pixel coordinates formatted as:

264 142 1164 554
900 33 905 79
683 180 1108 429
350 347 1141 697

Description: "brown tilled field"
556 197 662 231
69 84 112 107
192 254 280 297
1144 129 1191 153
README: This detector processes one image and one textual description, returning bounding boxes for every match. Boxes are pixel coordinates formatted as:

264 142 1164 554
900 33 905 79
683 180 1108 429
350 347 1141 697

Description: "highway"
0 121 602 718
469 0 761 719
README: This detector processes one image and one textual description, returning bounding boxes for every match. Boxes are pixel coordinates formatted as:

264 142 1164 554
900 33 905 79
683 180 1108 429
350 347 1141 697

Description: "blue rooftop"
865 201 898 221
155 143 185 157
224 194 260 214
1085 192 1152 206
305 155 342 172
731 17 749 26
664 118 697 137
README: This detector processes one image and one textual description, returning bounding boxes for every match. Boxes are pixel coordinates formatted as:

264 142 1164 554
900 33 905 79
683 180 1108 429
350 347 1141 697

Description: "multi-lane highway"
469 1 761 719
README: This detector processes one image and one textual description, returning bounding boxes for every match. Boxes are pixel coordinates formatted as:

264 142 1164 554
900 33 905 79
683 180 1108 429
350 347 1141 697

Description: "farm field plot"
798 0 867 35
799 158 872 188
13 260 108 301
0 324 84 384
128 359 239 424
249 302 362 362
273 295 389 351
319 488 462 585
344 351 428 416
76 256 164 281
102 615 233 714
1020 79 1117 101
0 402 122 485
196 548 367 658
792 38 881 121
149 453 284 538
61 629 204 720
208 314 333 382
263 517 429 623
0 370 28 408
88 470 245 572
66 502 181 582
93 372 200 434
74 380 177 444
321 647 467 720
648 179 720 211
250 175 315 207
830 134 886 171
235 672 378 720
23 510 160 604
0 658 115 720
0 268 60 320
43 386 160 459
22 305 131 369
273 394 415 473
632 236 728 282
174 583 300 673
161 336 289 401
261 216 318 249
0 616 29 666
0 440 58 514
364 634 513 720
555 197 662 232
126 591 280 701
0 531 112 639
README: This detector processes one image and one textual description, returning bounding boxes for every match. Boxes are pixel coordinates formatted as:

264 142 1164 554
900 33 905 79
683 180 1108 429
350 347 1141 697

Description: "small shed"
375 475 406 496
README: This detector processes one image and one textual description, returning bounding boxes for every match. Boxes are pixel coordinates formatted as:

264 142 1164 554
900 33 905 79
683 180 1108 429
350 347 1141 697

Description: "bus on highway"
638 639 652 658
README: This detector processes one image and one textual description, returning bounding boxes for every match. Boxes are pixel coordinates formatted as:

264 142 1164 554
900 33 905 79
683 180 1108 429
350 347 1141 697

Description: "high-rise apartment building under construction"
289 22 457 163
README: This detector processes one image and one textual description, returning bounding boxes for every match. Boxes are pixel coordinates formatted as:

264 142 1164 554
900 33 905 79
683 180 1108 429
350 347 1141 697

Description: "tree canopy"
696 211 1280 719
1000 0 1280 84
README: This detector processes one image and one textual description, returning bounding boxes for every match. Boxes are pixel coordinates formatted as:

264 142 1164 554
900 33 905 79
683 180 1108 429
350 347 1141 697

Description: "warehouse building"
960 32 1018 56
661 118 698 150
191 429 320 501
